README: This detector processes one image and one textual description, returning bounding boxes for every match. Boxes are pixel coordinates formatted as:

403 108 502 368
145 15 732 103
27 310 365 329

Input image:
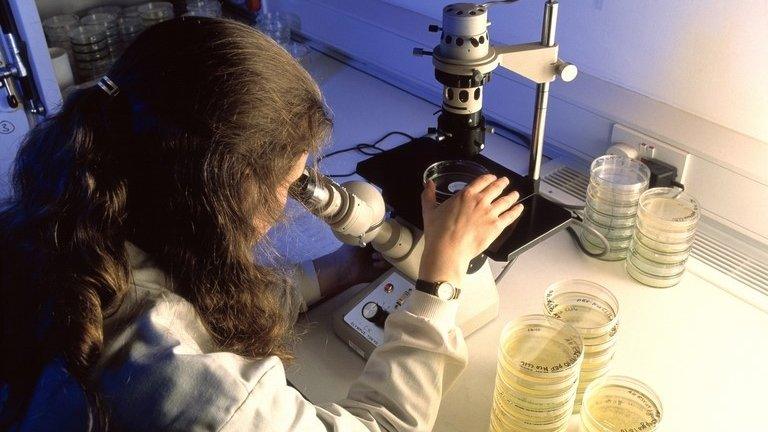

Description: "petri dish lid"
498 315 584 380
86 5 123 16
581 375 663 432
497 361 578 394
494 377 578 411
80 12 118 26
630 236 691 263
423 160 489 202
544 280 619 337
626 258 685 288
138 2 175 13
638 187 700 227
590 155 651 192
43 14 80 31
628 248 688 276
69 25 107 45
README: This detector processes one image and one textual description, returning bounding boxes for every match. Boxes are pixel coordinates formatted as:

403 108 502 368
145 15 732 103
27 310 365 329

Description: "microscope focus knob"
555 61 578 82
362 302 389 327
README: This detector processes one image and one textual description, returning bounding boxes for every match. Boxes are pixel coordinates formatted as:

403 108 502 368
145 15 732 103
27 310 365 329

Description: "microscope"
292 1 577 357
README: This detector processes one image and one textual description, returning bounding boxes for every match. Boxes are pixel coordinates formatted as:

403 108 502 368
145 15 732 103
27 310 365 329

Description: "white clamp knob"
555 60 578 82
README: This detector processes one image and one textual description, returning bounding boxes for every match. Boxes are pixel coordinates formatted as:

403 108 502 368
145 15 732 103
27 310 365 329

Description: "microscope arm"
290 170 422 280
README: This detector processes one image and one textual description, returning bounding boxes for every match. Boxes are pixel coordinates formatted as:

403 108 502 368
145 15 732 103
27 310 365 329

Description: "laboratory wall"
384 0 768 145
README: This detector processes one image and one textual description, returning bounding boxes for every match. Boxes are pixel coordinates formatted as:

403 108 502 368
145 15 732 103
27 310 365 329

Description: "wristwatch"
414 279 461 301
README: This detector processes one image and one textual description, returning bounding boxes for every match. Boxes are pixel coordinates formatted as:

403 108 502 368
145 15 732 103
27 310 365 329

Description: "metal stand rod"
528 0 558 190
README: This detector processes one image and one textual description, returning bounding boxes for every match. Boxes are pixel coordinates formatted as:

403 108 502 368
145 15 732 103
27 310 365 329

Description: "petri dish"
86 5 123 16
543 280 619 338
589 155 651 193
498 315 583 381
628 249 687 277
586 194 638 217
583 337 617 353
587 186 640 210
590 155 650 193
80 12 118 26
139 2 175 23
423 160 490 203
584 204 637 228
493 401 572 431
626 258 685 288
73 49 112 62
43 14 80 41
497 360 578 393
630 237 691 264
587 182 644 207
580 365 611 382
122 5 142 17
493 381 577 418
69 25 107 45
581 376 663 432
582 344 616 366
71 39 109 53
583 218 636 239
633 228 694 254
638 187 700 231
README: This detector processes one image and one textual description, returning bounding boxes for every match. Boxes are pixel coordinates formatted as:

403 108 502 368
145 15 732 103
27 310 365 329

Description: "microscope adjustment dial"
361 301 389 327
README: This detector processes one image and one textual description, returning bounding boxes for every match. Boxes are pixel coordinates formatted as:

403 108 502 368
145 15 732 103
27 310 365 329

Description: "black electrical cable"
540 194 610 258
671 180 685 191
321 131 415 178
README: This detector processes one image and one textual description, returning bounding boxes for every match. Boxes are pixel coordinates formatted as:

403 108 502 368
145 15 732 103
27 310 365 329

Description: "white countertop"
280 50 768 432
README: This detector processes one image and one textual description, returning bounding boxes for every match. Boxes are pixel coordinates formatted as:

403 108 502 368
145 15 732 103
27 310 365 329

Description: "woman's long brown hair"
0 17 331 429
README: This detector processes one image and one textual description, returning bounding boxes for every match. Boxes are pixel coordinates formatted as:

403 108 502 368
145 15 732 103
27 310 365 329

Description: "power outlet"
610 124 691 184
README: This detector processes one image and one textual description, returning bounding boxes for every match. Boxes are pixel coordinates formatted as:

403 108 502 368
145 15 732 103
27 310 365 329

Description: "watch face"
436 282 455 300
362 302 379 319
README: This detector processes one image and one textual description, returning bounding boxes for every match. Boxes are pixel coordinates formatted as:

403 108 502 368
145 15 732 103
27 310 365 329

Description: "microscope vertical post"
529 0 559 191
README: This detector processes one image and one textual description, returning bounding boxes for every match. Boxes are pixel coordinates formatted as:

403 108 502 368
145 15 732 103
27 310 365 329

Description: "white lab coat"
81 243 468 431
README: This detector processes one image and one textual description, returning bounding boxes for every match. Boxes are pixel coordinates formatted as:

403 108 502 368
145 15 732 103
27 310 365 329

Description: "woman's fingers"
498 203 525 226
490 190 520 215
421 180 438 215
479 177 510 203
463 174 498 195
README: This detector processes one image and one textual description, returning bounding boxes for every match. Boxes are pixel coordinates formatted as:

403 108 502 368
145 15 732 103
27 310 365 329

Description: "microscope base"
332 263 499 359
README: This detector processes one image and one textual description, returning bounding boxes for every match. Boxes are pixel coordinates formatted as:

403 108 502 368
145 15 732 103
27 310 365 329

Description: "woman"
0 17 523 431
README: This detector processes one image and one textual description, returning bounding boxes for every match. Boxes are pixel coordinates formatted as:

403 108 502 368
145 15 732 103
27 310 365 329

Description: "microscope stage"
356 137 572 262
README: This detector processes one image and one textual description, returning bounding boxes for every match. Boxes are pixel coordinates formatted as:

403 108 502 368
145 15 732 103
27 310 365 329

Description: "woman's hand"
314 245 390 299
418 175 524 286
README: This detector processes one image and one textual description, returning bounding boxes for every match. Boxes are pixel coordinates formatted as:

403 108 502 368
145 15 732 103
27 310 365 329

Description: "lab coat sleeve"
292 260 323 311
220 290 468 432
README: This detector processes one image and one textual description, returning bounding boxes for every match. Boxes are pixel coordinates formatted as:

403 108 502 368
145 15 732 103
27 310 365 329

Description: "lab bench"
280 50 768 432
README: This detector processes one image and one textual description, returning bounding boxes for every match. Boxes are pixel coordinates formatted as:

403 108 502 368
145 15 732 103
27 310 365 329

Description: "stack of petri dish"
627 187 700 288
490 315 583 432
42 14 80 67
80 13 121 58
139 2 175 28
581 376 663 431
186 0 223 17
69 25 112 82
543 280 620 413
580 155 650 260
